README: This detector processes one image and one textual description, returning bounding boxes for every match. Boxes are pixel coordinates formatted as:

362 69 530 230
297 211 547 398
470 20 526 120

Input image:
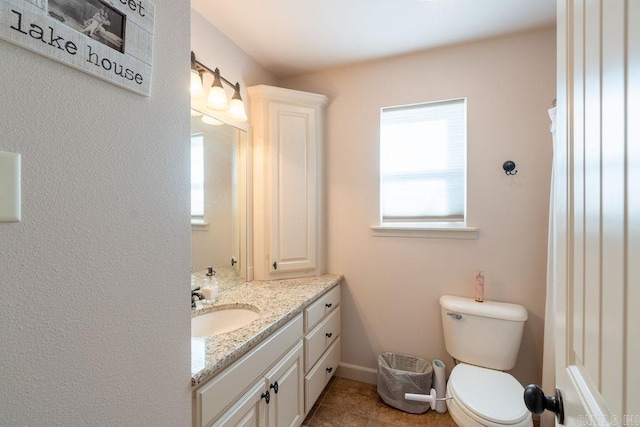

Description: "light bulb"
228 87 247 121
190 69 203 96
228 98 248 121
207 74 229 110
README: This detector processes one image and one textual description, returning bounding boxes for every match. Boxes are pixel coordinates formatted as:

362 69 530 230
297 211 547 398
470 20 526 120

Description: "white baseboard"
336 362 378 385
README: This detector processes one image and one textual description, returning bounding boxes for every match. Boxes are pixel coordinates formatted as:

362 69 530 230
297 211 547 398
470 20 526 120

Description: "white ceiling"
191 0 557 79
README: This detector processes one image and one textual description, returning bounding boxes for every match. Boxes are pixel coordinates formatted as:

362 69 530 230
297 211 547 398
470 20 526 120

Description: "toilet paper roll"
432 359 447 413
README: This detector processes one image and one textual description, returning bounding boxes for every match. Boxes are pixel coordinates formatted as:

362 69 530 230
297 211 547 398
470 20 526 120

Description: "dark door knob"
523 384 564 425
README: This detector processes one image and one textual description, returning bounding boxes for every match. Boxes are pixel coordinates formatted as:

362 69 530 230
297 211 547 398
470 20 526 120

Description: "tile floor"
302 377 457 427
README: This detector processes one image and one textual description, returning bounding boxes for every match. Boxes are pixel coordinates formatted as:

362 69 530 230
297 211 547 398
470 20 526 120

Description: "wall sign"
0 0 155 96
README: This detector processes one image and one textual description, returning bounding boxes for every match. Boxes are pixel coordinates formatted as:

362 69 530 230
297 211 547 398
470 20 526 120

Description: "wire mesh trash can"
377 352 433 414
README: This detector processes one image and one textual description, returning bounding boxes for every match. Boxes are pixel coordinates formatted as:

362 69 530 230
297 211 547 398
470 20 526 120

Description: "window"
191 134 204 220
380 98 466 225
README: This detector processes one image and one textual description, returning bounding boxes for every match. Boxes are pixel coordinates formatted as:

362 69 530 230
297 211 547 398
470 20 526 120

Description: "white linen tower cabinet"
248 85 328 281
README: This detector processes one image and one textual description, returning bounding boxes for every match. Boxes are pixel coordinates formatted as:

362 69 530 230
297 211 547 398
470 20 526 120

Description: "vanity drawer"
195 314 303 427
304 307 340 373
304 337 340 414
305 285 340 332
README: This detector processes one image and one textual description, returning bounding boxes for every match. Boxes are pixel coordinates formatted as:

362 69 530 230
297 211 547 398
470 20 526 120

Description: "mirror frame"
191 105 253 282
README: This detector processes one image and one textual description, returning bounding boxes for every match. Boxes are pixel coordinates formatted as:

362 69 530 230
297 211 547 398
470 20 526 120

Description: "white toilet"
439 295 533 427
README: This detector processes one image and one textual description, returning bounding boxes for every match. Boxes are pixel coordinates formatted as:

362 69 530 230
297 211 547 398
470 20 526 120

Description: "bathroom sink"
191 306 260 337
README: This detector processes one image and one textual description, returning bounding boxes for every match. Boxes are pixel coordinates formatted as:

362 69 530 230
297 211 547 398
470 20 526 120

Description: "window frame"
374 97 478 239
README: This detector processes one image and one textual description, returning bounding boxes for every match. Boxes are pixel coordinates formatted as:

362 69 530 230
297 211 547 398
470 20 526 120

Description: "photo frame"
0 0 155 96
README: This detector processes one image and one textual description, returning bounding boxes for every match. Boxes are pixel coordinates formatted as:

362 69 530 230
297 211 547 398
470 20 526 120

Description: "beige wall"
0 0 192 424
191 11 278 111
280 27 556 386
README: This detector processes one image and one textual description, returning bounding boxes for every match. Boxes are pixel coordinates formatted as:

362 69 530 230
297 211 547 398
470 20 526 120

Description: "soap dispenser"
202 266 218 303
475 271 484 302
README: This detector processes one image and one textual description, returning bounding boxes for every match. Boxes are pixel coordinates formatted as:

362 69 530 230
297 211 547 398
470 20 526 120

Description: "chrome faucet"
191 287 204 308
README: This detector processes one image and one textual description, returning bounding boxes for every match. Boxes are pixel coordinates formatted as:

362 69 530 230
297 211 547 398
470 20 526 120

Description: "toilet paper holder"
404 358 450 413
404 390 452 410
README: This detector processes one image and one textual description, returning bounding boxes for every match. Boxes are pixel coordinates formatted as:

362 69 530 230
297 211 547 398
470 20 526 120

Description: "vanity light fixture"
190 53 204 97
208 70 229 110
190 51 248 122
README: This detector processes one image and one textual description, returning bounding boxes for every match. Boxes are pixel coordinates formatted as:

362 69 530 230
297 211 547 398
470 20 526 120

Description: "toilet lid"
449 364 530 424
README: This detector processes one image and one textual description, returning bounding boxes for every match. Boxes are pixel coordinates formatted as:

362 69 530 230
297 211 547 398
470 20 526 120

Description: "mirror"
191 108 250 288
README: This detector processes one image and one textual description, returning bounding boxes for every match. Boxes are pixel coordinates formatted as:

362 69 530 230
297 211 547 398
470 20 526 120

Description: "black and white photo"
48 0 125 52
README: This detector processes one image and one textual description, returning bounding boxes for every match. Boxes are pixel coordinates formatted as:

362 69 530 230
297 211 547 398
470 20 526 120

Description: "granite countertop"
191 273 344 387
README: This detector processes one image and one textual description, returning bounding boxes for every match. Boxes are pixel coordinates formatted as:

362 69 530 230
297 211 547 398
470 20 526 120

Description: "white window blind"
380 98 466 223
191 134 204 218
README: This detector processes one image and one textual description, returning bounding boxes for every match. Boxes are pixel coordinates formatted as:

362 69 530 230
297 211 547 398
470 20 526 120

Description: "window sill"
370 224 478 239
191 219 209 231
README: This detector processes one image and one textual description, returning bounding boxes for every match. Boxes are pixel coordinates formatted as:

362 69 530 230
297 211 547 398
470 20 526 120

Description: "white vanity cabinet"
211 381 264 427
248 85 329 281
192 284 342 427
213 342 304 427
303 285 341 414
193 315 304 427
265 343 304 427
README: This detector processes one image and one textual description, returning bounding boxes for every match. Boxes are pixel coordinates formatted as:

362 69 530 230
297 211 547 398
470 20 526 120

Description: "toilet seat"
447 363 531 426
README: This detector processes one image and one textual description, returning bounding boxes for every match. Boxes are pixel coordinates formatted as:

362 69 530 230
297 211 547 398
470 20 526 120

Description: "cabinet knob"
325 303 332 308
261 390 270 404
325 332 333 338
326 366 333 373
270 381 279 394
272 261 277 270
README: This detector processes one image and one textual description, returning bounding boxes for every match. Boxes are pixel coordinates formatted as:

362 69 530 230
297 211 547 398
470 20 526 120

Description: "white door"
548 0 639 425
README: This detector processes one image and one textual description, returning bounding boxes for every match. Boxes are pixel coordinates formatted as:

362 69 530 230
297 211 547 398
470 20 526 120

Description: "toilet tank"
439 295 528 371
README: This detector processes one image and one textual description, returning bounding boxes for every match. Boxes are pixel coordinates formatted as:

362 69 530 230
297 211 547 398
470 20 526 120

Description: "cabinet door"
265 341 304 427
268 102 317 274
212 381 266 427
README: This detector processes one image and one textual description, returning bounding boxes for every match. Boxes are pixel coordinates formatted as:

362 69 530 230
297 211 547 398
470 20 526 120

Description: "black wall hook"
503 160 518 175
